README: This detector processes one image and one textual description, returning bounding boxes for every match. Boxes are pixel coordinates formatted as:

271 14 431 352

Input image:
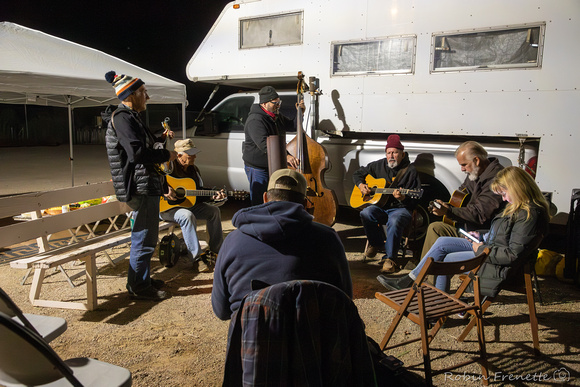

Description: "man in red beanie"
352 134 422 273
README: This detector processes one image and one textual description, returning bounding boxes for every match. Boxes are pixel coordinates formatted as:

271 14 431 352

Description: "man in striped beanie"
103 70 177 301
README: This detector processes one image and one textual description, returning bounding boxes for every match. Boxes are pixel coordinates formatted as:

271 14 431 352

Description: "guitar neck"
184 190 220 197
376 187 412 195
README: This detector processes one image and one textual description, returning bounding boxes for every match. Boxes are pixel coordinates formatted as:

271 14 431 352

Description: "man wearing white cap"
160 139 226 270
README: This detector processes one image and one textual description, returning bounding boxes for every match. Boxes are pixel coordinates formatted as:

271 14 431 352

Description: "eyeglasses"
269 100 282 106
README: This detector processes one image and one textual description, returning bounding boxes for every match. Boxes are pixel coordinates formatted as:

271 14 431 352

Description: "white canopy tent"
0 22 187 186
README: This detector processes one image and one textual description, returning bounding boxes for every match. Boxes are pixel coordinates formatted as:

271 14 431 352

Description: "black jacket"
477 203 549 297
352 152 421 210
103 104 170 202
448 157 505 231
242 104 295 169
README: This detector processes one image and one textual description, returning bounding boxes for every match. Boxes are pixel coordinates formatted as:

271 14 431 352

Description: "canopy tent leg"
68 97 74 187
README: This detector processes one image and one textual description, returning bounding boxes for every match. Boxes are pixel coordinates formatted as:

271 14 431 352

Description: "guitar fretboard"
182 190 221 197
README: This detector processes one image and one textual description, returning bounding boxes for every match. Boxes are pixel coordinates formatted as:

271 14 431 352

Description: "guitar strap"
383 166 409 206
390 166 409 189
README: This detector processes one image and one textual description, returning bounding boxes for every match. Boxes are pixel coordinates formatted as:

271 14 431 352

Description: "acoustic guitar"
161 175 248 212
441 189 469 226
350 175 423 209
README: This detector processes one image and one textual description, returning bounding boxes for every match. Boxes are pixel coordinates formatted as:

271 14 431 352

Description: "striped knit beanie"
104 71 145 101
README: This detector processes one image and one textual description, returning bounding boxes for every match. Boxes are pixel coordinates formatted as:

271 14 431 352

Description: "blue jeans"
127 194 160 292
244 165 269 206
160 202 223 259
360 205 412 259
409 236 475 292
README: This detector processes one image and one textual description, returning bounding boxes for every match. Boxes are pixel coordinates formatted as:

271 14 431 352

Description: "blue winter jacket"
212 201 353 320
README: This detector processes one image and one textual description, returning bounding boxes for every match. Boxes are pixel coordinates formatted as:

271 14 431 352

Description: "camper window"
431 24 544 72
331 35 416 76
240 11 303 49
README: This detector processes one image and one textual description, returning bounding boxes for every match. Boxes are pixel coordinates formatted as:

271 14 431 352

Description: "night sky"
2 0 235 110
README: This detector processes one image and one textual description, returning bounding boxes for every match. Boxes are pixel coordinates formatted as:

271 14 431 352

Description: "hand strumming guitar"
358 183 372 197
165 186 178 201
428 199 450 217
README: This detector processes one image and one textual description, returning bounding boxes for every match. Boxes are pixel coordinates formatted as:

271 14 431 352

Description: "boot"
376 274 414 291
380 258 400 273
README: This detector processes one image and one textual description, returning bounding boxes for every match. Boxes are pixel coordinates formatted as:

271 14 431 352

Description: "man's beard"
388 159 399 168
466 165 481 181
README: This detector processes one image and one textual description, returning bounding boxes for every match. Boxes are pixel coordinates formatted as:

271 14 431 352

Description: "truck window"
213 96 254 133
240 11 303 49
431 24 544 72
210 95 297 133
331 35 416 76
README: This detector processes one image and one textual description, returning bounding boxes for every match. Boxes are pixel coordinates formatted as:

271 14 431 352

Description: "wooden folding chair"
375 248 490 386
457 261 541 356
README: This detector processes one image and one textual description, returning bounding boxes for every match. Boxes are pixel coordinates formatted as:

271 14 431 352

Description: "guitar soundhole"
175 188 186 200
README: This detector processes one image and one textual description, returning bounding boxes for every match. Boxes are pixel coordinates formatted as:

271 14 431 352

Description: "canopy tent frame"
0 22 187 187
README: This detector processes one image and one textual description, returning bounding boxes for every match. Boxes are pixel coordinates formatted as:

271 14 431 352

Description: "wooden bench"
0 182 172 310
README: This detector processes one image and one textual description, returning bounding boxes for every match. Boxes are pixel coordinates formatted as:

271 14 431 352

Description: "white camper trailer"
186 0 579 213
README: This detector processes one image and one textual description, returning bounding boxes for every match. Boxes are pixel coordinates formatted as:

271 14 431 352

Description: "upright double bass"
287 72 338 226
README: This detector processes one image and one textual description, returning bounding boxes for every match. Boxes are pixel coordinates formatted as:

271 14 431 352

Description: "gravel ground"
1 201 579 386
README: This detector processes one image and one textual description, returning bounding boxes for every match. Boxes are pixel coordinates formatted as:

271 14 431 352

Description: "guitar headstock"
407 189 424 199
230 191 250 201
162 117 171 132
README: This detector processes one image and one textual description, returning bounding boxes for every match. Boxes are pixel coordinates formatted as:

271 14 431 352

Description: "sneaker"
377 275 402 291
457 311 468 319
377 274 414 291
151 278 165 289
365 245 379 258
198 249 218 265
197 260 214 273
128 285 170 301
380 258 400 273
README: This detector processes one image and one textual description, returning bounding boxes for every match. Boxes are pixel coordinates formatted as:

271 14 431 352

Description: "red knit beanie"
385 134 404 151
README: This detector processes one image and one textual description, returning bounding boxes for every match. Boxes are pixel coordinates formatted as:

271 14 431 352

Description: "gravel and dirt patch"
1 202 579 386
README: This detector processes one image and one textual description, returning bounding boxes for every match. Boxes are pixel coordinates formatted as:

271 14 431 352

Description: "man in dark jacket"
419 141 505 258
353 134 422 273
104 71 177 301
242 86 301 205
211 169 352 320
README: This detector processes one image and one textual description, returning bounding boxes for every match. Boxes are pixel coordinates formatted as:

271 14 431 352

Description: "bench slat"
0 181 116 219
0 201 131 249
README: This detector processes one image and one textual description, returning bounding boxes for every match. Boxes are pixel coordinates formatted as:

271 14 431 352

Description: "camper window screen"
431 24 544 72
240 12 303 49
332 36 416 76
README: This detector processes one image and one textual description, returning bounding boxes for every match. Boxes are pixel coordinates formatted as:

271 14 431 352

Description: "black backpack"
159 233 183 267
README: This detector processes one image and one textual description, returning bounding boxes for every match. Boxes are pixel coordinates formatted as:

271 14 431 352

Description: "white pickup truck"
190 90 520 210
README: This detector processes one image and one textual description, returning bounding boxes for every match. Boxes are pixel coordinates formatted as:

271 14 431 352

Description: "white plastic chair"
0 312 132 387
0 286 67 343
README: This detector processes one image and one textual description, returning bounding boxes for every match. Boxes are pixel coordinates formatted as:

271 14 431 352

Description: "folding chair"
457 261 541 356
224 280 376 387
0 286 67 343
375 248 490 386
0 312 132 387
